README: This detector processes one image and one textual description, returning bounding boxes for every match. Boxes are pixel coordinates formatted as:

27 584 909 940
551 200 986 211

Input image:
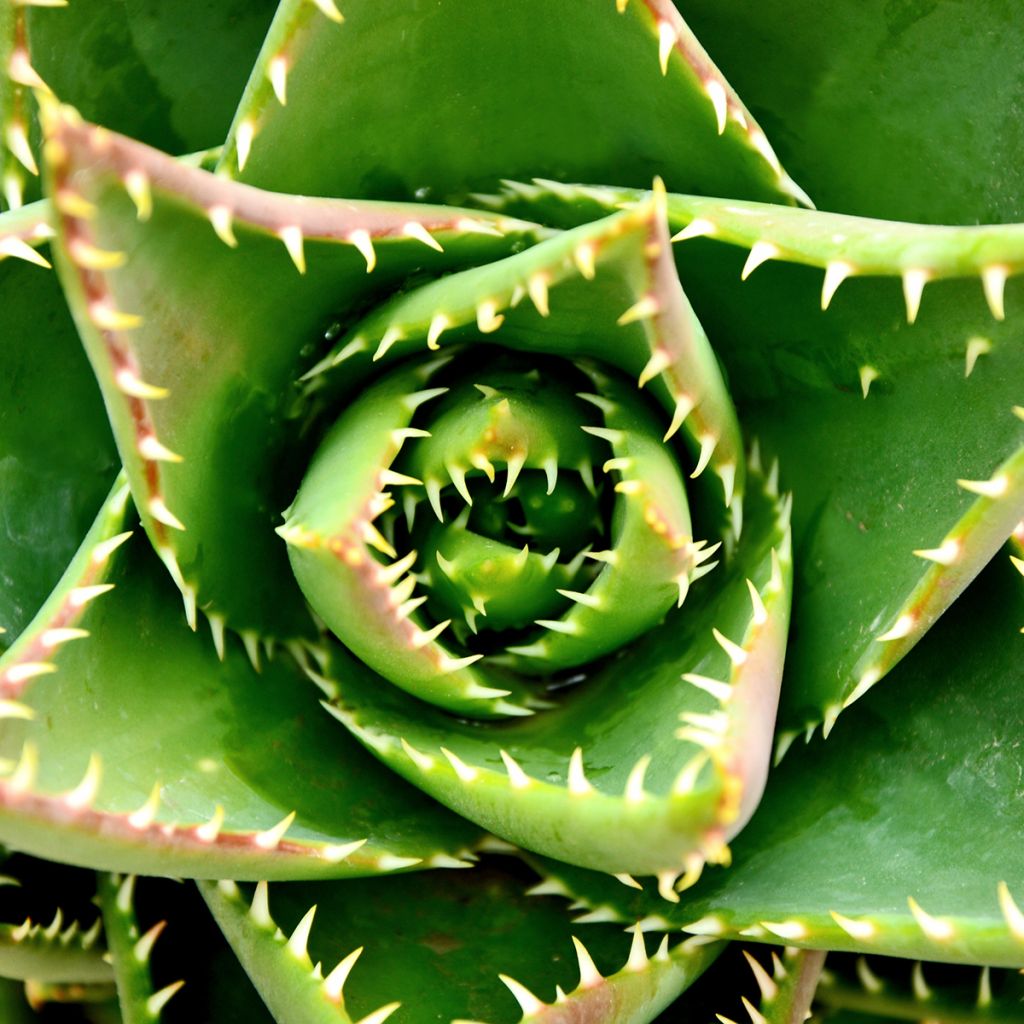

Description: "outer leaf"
220 0 808 207
0 494 483 880
200 864 724 1024
27 0 278 155
675 0 1024 223
41 104 546 641
523 557 1024 967
485 183 1024 731
0 204 118 646
323 457 790 880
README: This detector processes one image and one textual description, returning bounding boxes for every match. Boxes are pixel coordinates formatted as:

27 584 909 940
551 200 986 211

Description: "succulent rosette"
0 1 1022 1022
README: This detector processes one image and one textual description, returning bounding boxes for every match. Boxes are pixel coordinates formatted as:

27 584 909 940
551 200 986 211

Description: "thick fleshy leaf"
40 104 547 642
0 204 118 646
200 862 724 1024
675 0 1024 223
0 492 483 880
483 182 1024 732
97 873 179 1023
522 556 1024 967
221 0 808 207
0 855 108 985
322 455 790 880
814 954 1024 1024
27 0 278 156
283 198 750 721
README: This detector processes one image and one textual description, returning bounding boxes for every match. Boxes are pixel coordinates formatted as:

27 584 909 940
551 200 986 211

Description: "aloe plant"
0 0 1022 1021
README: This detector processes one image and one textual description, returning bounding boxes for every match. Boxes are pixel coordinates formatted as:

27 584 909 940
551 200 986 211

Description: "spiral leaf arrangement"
0 1 1022 1022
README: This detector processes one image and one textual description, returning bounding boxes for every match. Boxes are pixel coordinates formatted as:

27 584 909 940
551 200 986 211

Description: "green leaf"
27 0 279 155
675 0 1024 223
0 491 483 880
200 862 724 1024
0 204 118 646
40 103 546 641
322 455 790 879
220 0 808 207
522 555 1024 967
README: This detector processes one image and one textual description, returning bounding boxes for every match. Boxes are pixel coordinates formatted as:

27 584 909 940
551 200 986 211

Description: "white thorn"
255 810 296 849
348 229 376 272
572 935 603 988
0 236 50 267
957 474 1009 498
114 367 166 399
878 613 915 642
573 241 597 279
355 1003 401 1024
412 620 450 648
978 966 992 1007
618 294 659 326
821 260 854 309
997 881 1024 939
657 19 678 75
287 905 317 962
743 950 778 1001
626 927 648 971
671 218 716 243
830 910 875 940
250 881 272 927
279 225 305 274
138 434 183 463
713 627 747 666
65 754 101 809
982 264 1008 321
309 0 344 22
683 673 731 704
146 982 185 1018
208 205 237 247
402 221 443 252
746 579 768 625
913 538 961 566
567 747 593 795
440 747 478 783
964 335 992 377
235 119 255 172
476 299 504 333
128 783 161 829
691 434 717 478
528 273 550 316
741 241 780 281
148 497 186 532
638 348 672 388
705 78 728 134
857 956 884 994
427 313 449 350
664 394 695 441
195 804 224 843
499 975 545 1016
912 961 931 1000
902 267 930 324
324 947 363 1001
268 54 288 105
499 749 532 789
624 755 650 803
907 897 955 940
859 364 880 399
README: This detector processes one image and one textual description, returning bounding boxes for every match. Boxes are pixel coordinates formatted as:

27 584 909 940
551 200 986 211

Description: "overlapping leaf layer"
0 0 1021 1021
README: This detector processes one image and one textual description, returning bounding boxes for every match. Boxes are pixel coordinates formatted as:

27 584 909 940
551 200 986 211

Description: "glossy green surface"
525 558 1024 966
0 221 117 646
0 507 482 879
202 862 724 1024
223 0 801 205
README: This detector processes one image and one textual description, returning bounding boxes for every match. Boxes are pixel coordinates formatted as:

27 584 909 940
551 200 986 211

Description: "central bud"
280 349 714 718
